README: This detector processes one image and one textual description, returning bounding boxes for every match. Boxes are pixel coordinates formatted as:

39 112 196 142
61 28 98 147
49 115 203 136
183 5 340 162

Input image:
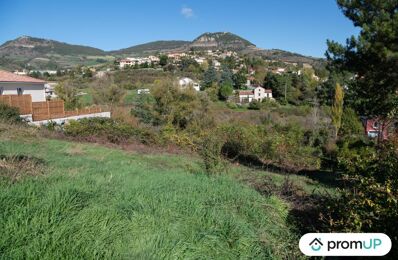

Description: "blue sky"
0 0 359 57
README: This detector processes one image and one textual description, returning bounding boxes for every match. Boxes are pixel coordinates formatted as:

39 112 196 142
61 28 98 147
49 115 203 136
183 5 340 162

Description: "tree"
326 0 398 123
218 82 233 100
232 71 246 89
202 66 218 89
93 83 126 107
55 81 80 110
220 65 233 85
159 54 168 66
331 83 344 138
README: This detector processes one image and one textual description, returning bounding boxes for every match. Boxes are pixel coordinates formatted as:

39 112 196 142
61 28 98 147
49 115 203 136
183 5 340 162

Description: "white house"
178 77 200 91
0 70 46 102
137 88 150 94
238 86 273 103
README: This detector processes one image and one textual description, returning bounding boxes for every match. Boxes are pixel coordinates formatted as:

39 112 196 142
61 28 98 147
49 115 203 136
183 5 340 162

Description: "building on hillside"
194 57 205 65
178 77 200 91
275 68 286 74
137 88 150 94
213 60 221 69
0 70 46 102
119 56 159 68
13 70 28 76
362 118 397 140
119 59 135 68
238 86 273 103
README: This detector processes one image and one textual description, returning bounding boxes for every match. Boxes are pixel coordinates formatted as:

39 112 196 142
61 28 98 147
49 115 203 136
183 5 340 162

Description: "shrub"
0 103 23 124
64 118 157 144
198 134 225 175
260 124 321 171
248 101 261 110
321 140 398 257
226 102 238 109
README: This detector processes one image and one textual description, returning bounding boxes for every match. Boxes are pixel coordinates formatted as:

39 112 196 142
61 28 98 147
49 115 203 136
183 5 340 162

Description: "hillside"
0 33 321 70
0 125 303 259
0 36 111 70
111 40 190 55
190 32 255 50
244 48 322 64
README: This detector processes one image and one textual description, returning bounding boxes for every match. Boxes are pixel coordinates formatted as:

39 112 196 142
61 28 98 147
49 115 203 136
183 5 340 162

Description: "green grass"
0 137 302 259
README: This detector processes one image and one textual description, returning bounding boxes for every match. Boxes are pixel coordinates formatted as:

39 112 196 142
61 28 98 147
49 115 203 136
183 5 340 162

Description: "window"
373 121 379 129
17 88 23 95
0 87 3 95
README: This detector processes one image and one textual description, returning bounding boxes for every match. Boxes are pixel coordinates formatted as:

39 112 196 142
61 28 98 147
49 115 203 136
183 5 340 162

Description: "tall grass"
0 139 300 259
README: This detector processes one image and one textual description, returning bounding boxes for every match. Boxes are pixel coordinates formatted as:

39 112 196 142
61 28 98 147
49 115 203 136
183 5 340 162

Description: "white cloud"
181 7 194 18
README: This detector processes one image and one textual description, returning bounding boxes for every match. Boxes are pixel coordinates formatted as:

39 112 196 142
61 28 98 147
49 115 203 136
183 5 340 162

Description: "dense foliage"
0 103 23 124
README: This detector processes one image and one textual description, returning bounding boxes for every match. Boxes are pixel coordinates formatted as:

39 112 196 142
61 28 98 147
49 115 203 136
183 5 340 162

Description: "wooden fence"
0 94 102 121
32 100 65 121
0 95 32 115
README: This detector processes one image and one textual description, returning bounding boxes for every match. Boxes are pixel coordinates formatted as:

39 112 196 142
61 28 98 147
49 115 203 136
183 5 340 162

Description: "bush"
0 103 23 124
321 140 398 257
64 118 156 144
248 101 261 110
198 134 225 175
226 102 238 109
260 124 321 171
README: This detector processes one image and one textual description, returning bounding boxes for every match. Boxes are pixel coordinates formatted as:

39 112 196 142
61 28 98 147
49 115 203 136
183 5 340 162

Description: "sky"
0 0 359 58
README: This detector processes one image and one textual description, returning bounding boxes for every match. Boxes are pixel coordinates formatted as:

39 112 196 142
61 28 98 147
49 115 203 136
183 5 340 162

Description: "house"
137 88 150 94
238 86 273 103
119 58 135 68
213 60 221 68
0 70 46 102
362 118 395 140
274 68 286 74
178 77 200 91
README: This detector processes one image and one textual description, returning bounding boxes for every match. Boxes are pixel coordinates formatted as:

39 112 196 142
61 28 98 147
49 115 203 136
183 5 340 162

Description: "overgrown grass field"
0 137 302 259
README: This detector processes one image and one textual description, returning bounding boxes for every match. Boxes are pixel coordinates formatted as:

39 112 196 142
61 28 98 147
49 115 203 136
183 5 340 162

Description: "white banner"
299 233 392 256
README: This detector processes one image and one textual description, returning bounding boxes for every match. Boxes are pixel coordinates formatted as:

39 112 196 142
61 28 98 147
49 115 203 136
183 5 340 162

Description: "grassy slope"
0 136 301 259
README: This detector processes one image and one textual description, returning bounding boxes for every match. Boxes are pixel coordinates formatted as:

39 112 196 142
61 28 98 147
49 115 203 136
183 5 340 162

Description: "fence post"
47 101 50 119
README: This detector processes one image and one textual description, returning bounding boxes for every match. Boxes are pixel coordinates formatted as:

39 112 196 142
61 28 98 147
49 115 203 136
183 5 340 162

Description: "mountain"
111 40 190 55
243 48 322 64
112 32 254 55
190 32 255 50
0 36 110 70
0 36 105 56
0 33 322 70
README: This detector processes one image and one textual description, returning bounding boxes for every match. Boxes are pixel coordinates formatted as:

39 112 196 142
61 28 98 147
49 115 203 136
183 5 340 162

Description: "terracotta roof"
264 89 272 93
239 90 254 96
0 70 46 83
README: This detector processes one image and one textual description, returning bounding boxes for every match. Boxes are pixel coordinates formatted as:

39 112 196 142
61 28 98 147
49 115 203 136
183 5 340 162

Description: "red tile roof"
239 90 253 95
0 70 46 83
264 89 272 93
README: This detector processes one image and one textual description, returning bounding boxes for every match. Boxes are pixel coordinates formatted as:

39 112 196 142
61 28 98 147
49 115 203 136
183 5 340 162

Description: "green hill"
0 36 110 70
0 36 105 56
111 40 190 55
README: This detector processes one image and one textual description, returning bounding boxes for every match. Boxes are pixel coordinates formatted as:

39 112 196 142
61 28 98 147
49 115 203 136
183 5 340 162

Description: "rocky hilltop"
190 32 255 50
